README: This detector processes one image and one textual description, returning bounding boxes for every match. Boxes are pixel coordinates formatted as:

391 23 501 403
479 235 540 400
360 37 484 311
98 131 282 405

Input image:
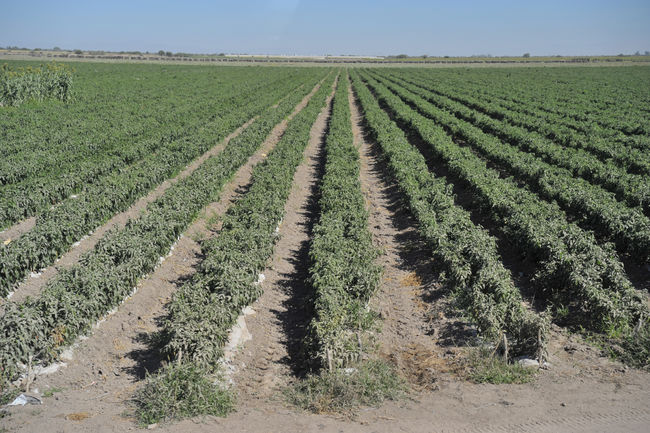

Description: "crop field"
0 61 649 431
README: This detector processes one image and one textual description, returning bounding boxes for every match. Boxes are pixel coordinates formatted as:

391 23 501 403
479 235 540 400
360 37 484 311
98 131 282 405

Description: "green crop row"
0 71 254 185
304 76 382 370
158 73 337 367
0 73 302 228
0 72 326 387
134 75 338 424
0 64 293 158
0 71 291 189
403 67 650 144
368 72 650 263
426 76 650 177
382 71 650 204
0 73 318 298
350 71 548 357
360 73 647 335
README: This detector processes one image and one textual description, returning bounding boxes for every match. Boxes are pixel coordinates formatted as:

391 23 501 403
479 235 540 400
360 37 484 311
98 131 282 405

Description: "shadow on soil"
272 105 331 378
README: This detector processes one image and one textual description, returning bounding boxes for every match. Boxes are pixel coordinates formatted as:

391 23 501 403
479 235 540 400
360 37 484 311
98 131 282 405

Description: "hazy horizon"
2 0 649 57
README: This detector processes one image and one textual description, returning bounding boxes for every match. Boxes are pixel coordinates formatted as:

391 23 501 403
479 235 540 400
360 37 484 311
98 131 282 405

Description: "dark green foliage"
0 62 73 106
0 71 328 388
134 73 337 424
358 72 647 339
134 363 235 425
0 71 316 298
160 73 337 367
351 71 548 357
305 76 382 369
385 71 650 208
370 71 650 262
0 72 297 222
286 359 406 414
399 66 650 152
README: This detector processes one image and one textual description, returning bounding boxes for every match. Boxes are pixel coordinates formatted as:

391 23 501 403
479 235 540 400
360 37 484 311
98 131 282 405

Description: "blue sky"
1 0 649 56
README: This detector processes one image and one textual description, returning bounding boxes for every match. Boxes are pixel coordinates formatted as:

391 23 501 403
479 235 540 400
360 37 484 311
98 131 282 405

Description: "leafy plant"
134 363 235 425
465 348 536 384
0 62 73 106
0 70 329 388
304 76 382 370
135 73 337 423
351 71 548 358
360 71 647 337
0 69 318 298
286 359 406 414
373 71 650 261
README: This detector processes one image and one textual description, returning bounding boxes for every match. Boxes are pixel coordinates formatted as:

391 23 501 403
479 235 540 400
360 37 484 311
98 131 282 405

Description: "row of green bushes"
135 73 337 424
384 72 650 212
304 76 382 370
0 72 304 226
0 74 313 298
370 72 650 262
360 72 647 337
0 73 326 387
351 71 548 357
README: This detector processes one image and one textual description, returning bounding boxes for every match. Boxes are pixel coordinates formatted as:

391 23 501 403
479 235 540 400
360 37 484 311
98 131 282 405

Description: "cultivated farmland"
0 61 649 432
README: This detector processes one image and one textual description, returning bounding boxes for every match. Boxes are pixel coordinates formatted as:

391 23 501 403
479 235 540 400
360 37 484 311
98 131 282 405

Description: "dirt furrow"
347 79 451 388
1 79 326 433
229 81 336 402
0 216 36 244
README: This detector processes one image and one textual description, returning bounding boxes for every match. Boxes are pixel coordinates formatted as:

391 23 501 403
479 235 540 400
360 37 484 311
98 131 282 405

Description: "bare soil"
0 216 36 244
350 81 447 389
2 79 649 433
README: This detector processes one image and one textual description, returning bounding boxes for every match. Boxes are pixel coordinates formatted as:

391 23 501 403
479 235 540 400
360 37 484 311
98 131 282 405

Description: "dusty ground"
350 81 445 390
2 79 649 433
0 216 36 244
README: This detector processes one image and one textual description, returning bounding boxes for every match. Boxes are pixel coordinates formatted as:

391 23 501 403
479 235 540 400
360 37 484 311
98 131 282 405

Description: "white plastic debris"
16 361 67 379
223 315 252 361
517 357 540 368
7 394 42 406
218 305 259 381
517 356 551 369
60 348 75 361
72 234 88 247
255 273 265 285
242 306 256 316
